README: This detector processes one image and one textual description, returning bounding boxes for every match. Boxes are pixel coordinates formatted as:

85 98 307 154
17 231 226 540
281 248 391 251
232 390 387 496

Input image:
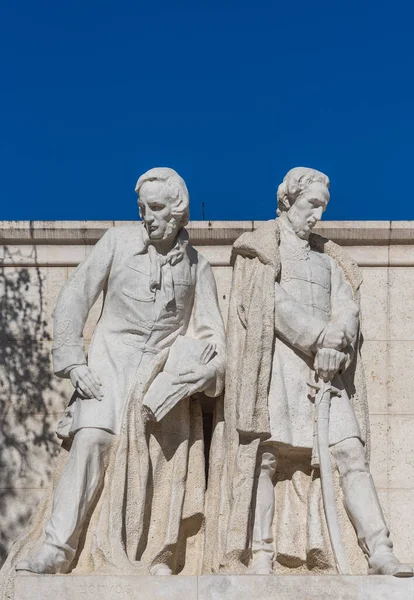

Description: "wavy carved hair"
276 167 330 216
135 167 190 227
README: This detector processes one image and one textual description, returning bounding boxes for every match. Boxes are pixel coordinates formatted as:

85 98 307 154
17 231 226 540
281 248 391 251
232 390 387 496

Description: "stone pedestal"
13 574 414 599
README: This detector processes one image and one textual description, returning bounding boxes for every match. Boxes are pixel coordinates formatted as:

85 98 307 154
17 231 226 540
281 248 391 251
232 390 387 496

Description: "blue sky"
1 1 413 221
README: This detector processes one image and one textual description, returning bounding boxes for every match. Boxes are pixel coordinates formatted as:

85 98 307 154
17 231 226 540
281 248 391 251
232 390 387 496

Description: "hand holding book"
142 336 217 422
171 362 217 394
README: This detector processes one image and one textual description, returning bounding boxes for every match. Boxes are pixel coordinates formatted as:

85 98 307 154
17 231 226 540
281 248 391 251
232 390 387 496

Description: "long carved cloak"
203 219 369 575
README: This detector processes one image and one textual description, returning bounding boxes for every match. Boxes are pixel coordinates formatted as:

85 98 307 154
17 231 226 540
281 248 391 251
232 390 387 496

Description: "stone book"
142 335 216 421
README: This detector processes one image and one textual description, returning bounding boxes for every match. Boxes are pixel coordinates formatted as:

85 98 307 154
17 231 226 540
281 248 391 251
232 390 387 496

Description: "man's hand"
314 348 346 382
172 364 216 396
70 365 103 400
320 323 348 351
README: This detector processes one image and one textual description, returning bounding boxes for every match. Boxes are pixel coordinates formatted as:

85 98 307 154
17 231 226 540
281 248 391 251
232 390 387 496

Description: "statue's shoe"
368 554 413 577
16 543 70 575
249 551 273 575
149 563 173 576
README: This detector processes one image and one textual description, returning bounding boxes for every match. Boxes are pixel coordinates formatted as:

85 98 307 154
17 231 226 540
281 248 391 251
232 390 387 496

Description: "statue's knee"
73 428 113 457
259 451 277 478
332 437 368 476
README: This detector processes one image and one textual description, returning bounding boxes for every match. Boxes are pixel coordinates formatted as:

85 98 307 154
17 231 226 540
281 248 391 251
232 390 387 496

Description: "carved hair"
276 167 330 216
135 167 190 227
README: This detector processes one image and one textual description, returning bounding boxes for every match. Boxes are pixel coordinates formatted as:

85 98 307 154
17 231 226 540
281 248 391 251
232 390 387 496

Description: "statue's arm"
329 258 360 351
186 255 226 397
274 282 325 356
52 228 116 378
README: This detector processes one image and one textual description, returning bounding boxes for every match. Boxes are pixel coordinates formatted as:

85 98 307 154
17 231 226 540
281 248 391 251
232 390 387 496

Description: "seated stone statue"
215 167 412 577
1 167 225 584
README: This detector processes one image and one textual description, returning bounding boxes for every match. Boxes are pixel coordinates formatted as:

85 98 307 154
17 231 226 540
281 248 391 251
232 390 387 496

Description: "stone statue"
1 167 225 588
212 167 412 577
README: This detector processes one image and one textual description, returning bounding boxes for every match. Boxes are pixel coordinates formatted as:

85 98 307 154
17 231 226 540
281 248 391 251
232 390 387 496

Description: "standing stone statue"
215 167 412 577
1 167 225 587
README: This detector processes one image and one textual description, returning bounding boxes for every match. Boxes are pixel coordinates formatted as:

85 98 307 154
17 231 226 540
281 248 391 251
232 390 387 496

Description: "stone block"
194 245 232 267
361 340 388 414
377 488 390 523
389 267 414 340
389 489 414 565
345 245 388 267
13 574 414 600
388 415 414 489
46 245 87 266
363 575 414 600
0 266 67 342
14 574 198 600
212 266 233 325
0 411 62 490
0 341 71 415
389 245 414 266
198 574 412 600
388 341 414 414
360 267 388 341
0 489 46 566
369 415 388 489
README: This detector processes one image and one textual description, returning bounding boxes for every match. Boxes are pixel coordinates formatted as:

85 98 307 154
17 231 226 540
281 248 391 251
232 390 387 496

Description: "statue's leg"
250 445 278 574
16 428 114 574
331 437 413 577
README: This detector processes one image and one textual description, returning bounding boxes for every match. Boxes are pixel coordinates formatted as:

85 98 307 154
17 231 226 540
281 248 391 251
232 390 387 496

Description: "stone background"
0 220 413 569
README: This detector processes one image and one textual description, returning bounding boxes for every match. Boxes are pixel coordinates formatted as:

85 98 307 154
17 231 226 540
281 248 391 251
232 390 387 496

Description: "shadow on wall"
0 246 65 565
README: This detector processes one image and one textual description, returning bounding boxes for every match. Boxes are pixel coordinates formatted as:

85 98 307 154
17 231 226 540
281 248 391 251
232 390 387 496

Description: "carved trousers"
252 437 393 561
44 428 115 561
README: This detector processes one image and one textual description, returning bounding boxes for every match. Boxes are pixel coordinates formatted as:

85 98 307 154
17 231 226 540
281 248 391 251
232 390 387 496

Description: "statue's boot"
368 554 413 577
250 550 274 574
334 440 413 578
149 564 173 576
16 542 70 574
15 428 113 574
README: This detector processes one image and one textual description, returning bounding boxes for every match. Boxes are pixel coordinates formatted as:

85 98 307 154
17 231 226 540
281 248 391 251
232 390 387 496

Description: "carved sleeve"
52 229 116 377
329 257 360 366
274 282 325 356
329 257 360 343
187 255 226 397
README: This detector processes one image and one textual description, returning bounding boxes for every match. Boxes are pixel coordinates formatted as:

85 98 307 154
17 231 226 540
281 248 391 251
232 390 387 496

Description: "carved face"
138 180 180 243
287 182 330 239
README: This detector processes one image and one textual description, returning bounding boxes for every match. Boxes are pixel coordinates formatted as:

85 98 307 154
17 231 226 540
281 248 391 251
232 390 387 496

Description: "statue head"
135 167 190 245
277 167 330 239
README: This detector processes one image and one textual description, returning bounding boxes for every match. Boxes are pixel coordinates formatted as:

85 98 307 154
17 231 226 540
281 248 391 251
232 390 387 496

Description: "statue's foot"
149 563 172 576
250 551 273 575
16 543 70 575
368 553 413 578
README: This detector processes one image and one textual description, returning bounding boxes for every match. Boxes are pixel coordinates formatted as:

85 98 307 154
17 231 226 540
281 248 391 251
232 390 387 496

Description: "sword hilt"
307 379 341 397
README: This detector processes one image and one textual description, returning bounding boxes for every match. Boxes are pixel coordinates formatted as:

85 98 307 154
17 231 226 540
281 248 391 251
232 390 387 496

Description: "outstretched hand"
172 364 216 396
70 365 103 400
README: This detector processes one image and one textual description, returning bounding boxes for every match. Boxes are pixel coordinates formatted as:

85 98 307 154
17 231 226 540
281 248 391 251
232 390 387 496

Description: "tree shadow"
0 244 66 565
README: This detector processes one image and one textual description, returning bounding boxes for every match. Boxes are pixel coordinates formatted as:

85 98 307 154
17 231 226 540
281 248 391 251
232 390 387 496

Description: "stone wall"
1 220 414 568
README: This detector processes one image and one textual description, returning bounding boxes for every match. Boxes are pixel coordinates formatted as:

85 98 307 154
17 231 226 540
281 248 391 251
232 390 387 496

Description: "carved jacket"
226 217 367 442
267 213 361 447
52 224 226 437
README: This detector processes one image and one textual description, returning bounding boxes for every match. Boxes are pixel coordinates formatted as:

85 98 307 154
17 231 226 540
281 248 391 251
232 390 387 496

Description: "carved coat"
203 218 369 575
267 213 361 448
53 224 225 437
0 225 226 596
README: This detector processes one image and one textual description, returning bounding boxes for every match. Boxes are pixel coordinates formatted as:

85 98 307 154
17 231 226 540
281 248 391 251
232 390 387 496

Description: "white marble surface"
2 219 414 570
13 575 414 600
5 168 226 579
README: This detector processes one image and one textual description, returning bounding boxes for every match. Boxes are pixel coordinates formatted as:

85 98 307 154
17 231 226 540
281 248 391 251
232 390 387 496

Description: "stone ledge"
13 574 414 600
0 220 413 245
